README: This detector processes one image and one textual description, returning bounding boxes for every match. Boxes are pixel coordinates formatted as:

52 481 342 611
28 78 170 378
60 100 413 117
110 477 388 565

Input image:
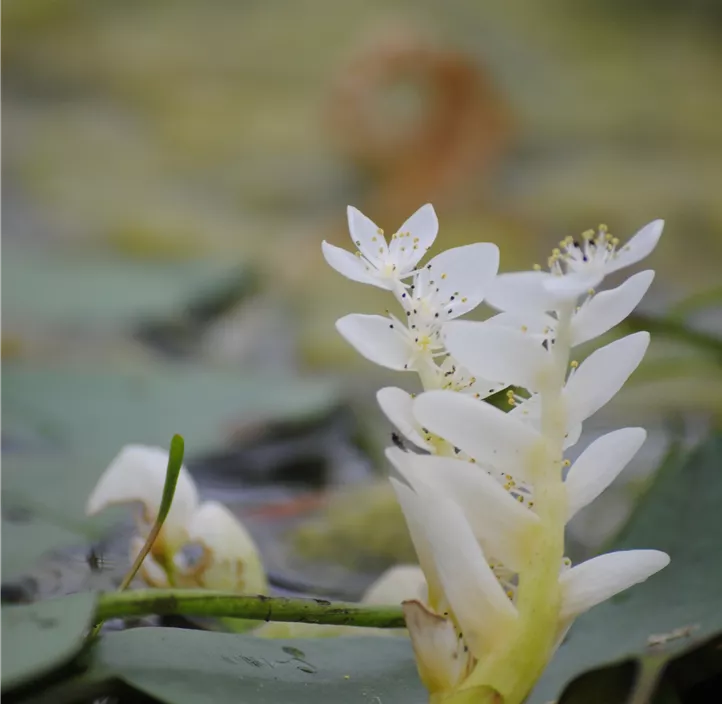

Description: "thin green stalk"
95 589 406 628
89 434 185 637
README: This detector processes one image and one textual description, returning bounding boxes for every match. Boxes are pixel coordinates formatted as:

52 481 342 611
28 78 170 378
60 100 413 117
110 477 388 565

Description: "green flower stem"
95 589 406 628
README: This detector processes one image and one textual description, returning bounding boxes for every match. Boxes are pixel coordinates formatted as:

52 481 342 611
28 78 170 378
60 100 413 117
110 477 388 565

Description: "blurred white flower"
86 445 268 594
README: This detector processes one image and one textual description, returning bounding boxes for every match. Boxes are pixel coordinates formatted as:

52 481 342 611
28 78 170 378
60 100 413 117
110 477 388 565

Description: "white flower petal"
543 271 604 301
336 314 412 371
390 477 444 609
559 549 670 620
414 391 542 480
390 451 539 572
362 565 427 605
423 243 499 319
390 203 438 270
486 311 555 341
347 206 387 263
485 271 558 315
445 321 551 392
564 421 584 450
605 220 664 275
321 240 390 289
417 485 518 658
571 271 655 346
402 600 471 694
565 428 647 520
86 445 198 553
565 332 650 425
186 501 268 594
377 387 431 450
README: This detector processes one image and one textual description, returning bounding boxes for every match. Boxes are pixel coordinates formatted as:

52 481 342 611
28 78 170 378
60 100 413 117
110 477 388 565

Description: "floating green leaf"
1 592 97 692
1 453 117 580
3 362 339 457
95 629 424 704
2 246 251 328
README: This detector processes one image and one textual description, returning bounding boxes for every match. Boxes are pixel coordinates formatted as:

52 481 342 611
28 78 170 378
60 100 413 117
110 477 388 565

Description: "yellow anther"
378 247 384 254
413 237 419 243
372 236 377 242
516 495 524 503
441 273 447 280
377 228 384 235
599 224 608 233
552 248 561 256
355 251 361 257
611 237 620 246
506 590 514 599
570 360 579 368
582 229 595 240
562 459 571 467
461 297 468 303
521 325 528 332
533 263 542 271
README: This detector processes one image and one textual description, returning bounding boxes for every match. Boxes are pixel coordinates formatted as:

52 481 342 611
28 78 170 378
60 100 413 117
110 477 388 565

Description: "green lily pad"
1 592 97 692
95 629 423 704
1 452 122 580
2 245 251 328
531 434 722 703
3 362 338 457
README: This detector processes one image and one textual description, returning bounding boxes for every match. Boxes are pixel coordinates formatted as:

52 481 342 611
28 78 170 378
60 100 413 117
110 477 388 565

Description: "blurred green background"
3 0 722 598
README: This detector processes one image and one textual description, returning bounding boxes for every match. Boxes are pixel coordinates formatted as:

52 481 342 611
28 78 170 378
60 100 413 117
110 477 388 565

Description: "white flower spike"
326 208 669 704
86 445 268 594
